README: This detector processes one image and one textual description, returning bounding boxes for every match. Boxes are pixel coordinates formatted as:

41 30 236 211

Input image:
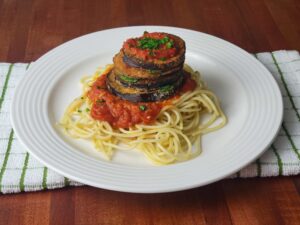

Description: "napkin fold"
1 50 300 194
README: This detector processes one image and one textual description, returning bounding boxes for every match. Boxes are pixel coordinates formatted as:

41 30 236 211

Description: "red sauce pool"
87 72 197 129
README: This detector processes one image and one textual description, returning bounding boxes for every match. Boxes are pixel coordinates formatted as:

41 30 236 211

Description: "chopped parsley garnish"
159 85 174 93
148 69 158 74
77 109 82 113
139 105 147 111
160 57 167 61
86 108 90 112
137 36 172 50
120 75 138 83
160 36 169 44
166 40 174 49
137 38 160 49
80 97 84 100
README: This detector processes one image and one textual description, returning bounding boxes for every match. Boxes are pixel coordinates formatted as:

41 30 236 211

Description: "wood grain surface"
1 0 300 224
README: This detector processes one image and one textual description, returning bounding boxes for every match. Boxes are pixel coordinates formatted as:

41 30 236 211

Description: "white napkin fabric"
0 50 299 193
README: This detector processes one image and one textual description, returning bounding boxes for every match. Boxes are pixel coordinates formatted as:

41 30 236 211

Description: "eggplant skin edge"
122 50 185 71
106 70 185 103
113 52 183 79
115 70 184 90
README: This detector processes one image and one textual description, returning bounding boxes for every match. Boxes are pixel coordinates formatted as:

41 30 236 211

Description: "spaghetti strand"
59 65 227 165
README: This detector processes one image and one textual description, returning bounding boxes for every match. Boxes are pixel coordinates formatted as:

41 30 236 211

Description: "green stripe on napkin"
0 64 14 111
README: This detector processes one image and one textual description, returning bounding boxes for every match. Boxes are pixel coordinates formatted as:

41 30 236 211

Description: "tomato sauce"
87 72 197 129
180 71 197 92
123 32 177 61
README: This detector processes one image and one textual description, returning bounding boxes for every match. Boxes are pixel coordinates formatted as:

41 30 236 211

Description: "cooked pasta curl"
60 65 227 165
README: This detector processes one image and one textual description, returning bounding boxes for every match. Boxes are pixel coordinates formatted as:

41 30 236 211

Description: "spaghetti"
60 64 227 165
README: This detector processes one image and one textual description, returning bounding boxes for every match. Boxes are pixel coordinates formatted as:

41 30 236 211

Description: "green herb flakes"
160 36 169 44
159 85 174 93
139 105 147 111
137 36 171 50
148 70 158 74
120 75 138 83
166 41 173 49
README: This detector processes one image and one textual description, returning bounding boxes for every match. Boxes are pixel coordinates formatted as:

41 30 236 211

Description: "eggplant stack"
106 32 186 102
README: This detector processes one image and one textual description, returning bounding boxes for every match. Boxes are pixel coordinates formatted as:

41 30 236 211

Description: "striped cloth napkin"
0 50 300 194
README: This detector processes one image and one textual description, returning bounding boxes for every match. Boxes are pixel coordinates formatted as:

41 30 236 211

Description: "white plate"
11 26 283 193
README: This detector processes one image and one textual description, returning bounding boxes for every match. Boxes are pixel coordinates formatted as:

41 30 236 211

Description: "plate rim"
11 26 283 193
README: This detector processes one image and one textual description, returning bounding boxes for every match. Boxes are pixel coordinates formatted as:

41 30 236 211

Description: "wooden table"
1 0 300 224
